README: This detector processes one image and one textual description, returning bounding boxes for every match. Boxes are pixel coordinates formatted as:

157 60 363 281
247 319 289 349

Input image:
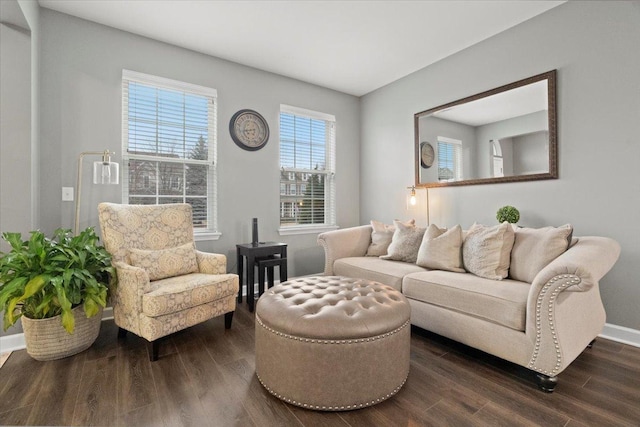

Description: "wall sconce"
75 150 119 234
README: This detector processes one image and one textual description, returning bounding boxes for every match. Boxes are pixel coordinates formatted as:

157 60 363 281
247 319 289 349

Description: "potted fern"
0 227 115 360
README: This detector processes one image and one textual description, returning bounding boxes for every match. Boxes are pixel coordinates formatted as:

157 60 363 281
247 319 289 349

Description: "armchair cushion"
129 242 198 281
142 273 238 317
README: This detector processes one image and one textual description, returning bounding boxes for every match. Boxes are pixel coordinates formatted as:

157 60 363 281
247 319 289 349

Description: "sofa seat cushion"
402 271 530 331
142 273 239 317
333 257 427 291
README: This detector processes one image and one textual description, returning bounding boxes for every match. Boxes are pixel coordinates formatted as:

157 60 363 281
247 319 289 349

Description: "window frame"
121 70 220 241
278 104 338 235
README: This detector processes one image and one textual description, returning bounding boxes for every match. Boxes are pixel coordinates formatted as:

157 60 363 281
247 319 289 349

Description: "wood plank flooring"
1 303 639 426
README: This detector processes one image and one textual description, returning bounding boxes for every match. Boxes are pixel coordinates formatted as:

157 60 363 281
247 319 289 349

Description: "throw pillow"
462 222 515 280
366 219 415 256
380 220 425 263
416 224 465 272
509 224 573 283
129 242 199 281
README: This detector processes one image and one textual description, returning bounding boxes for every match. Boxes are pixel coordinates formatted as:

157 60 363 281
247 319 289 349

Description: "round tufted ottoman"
255 276 411 411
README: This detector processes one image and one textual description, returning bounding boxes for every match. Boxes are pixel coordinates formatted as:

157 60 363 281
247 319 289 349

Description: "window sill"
194 231 222 241
278 225 339 236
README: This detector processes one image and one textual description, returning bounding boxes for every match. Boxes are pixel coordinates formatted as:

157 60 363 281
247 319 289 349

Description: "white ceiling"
38 0 564 96
434 80 548 127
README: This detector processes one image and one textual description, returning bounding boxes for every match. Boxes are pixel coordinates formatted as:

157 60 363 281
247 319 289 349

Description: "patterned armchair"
98 203 238 361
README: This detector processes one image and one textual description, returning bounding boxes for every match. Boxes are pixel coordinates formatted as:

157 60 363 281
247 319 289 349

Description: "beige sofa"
317 224 620 392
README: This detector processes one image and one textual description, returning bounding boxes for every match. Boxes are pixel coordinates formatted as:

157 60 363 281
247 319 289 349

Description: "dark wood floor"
1 302 639 427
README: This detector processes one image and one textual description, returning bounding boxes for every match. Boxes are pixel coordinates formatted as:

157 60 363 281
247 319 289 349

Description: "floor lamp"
74 150 119 235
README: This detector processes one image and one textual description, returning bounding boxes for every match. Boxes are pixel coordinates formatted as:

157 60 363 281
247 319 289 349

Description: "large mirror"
415 70 557 187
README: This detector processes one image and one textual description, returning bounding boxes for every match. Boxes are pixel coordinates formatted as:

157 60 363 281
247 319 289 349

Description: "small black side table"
236 242 287 312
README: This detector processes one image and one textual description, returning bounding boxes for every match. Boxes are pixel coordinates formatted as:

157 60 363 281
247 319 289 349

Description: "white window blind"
122 70 218 236
279 105 336 231
437 137 463 182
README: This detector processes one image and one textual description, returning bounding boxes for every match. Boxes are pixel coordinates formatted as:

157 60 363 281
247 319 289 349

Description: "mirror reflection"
415 70 557 187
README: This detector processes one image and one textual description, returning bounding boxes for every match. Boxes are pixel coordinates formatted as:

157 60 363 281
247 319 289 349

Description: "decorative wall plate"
420 142 435 168
229 109 269 151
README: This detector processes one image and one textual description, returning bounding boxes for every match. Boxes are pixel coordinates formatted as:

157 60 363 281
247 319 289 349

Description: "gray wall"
38 8 360 274
0 0 40 338
0 19 31 252
0 7 361 337
360 1 640 330
417 116 476 183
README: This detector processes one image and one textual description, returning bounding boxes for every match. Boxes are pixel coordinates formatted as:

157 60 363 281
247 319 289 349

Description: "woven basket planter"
21 305 103 361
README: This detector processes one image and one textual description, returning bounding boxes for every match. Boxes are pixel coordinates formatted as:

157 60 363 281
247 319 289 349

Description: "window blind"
279 105 336 228
437 137 463 182
122 70 218 233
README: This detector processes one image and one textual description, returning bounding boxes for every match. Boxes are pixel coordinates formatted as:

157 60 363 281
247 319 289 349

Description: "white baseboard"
0 307 114 353
599 323 640 348
0 333 25 353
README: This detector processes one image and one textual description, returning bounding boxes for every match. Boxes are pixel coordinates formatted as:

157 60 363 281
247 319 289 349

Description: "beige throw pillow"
509 224 573 283
462 222 515 280
380 220 425 263
366 219 415 256
416 224 465 272
129 242 199 281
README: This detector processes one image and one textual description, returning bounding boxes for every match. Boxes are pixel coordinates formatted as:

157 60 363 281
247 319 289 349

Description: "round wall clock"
420 142 435 168
229 109 270 151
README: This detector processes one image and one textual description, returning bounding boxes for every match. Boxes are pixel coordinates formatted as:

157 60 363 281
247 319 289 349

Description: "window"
122 70 219 239
437 136 463 182
279 105 336 234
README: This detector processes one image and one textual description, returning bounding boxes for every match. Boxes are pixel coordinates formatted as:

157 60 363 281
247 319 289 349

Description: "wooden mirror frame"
414 70 557 188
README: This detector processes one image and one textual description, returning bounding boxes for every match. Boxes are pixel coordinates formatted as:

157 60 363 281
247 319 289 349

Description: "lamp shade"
93 161 119 185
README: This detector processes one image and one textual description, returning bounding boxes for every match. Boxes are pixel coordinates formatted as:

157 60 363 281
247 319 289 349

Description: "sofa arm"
317 225 372 275
196 250 227 274
525 236 620 376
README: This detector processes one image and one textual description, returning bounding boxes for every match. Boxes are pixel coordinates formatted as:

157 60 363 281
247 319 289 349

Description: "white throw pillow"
380 220 425 263
416 224 465 272
462 222 515 280
509 224 573 283
366 219 415 256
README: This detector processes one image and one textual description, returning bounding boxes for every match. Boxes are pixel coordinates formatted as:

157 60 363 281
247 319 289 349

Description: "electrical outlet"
62 187 74 202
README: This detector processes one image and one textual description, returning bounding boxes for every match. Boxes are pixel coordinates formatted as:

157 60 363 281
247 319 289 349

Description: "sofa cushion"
402 271 530 331
366 219 415 257
129 242 198 281
416 224 465 273
462 222 515 280
510 224 573 283
381 220 425 263
333 257 427 291
142 273 238 317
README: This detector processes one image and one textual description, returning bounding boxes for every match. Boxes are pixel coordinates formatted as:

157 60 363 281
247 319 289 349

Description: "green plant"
496 205 520 224
0 227 115 334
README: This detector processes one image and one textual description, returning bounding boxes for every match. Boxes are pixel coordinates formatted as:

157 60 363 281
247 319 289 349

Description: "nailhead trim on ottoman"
255 276 411 411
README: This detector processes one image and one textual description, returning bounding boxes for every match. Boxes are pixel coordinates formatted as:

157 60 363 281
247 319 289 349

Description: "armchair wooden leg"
147 340 159 362
535 373 558 393
587 339 596 348
117 327 128 339
225 311 234 329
